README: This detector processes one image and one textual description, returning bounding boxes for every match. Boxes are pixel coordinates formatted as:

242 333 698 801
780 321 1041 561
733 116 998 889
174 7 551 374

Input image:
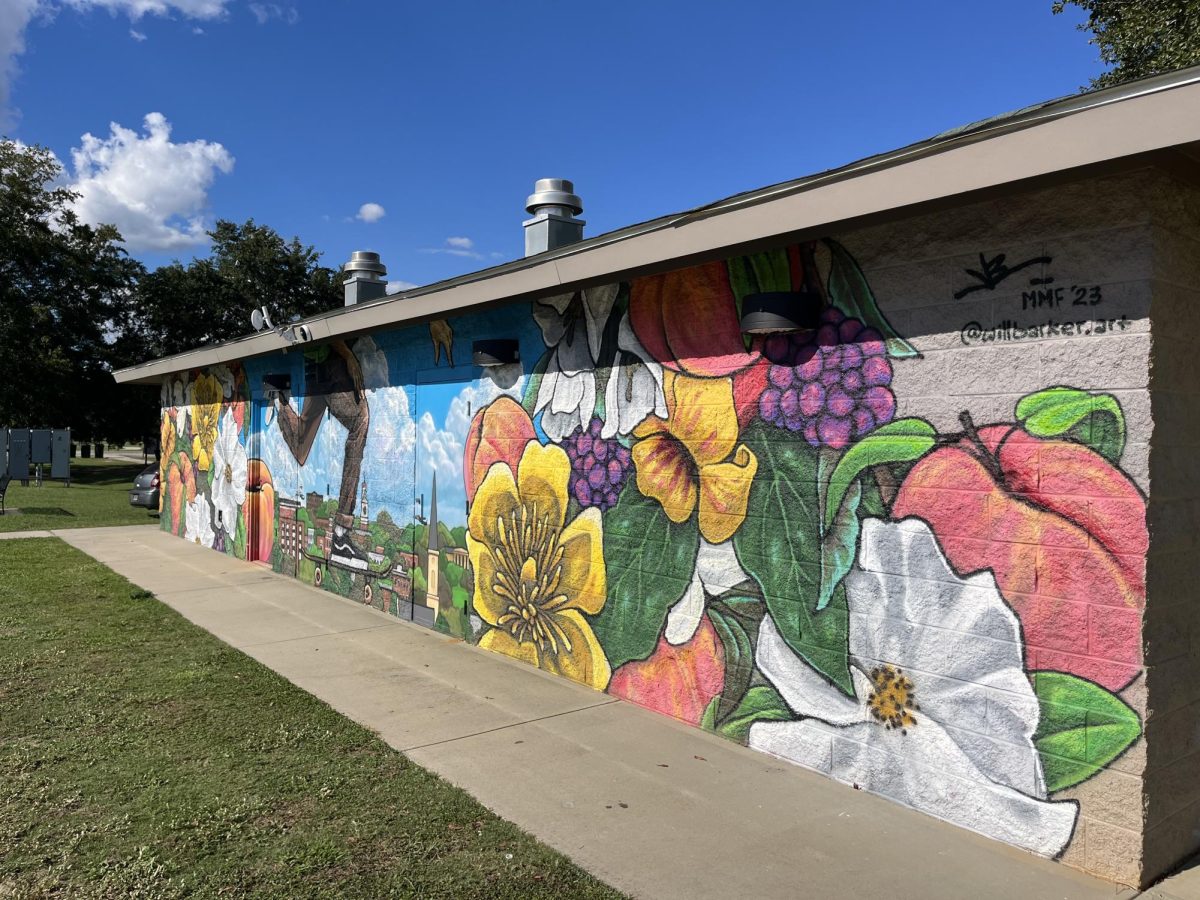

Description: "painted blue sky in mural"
255 310 541 529
3 1 1103 287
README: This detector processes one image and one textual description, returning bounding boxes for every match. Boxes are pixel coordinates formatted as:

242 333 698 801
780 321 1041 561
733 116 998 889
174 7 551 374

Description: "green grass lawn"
1 458 159 532
0 538 623 899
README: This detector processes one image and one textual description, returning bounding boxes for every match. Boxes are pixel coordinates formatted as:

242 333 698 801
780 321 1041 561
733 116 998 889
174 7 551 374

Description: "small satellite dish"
250 308 265 331
260 306 275 330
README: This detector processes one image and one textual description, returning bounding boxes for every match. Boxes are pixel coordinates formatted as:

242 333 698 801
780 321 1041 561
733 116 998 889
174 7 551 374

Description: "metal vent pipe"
524 178 585 257
342 251 388 306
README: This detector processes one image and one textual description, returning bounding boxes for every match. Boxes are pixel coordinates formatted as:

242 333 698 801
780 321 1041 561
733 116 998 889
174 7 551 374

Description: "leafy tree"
131 219 344 359
1054 0 1200 88
0 139 147 441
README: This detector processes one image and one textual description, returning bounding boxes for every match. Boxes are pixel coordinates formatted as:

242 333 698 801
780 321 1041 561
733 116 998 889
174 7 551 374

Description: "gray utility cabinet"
51 429 70 482
7 429 29 484
30 429 51 464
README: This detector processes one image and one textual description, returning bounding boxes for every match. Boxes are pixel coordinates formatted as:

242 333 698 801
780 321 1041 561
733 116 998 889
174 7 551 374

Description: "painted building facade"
123 73 1200 889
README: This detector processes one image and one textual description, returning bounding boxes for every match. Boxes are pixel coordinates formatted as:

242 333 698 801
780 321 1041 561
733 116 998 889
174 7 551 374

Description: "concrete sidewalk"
45 525 1140 900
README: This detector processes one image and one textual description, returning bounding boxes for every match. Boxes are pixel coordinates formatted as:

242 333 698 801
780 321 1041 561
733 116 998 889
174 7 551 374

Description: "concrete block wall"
844 170 1158 884
1143 175 1200 882
155 167 1171 886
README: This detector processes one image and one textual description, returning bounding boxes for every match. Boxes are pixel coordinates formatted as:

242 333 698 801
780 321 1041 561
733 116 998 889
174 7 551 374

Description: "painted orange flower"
165 452 197 535
608 615 725 725
632 371 758 544
463 397 537 504
468 441 610 690
629 261 759 378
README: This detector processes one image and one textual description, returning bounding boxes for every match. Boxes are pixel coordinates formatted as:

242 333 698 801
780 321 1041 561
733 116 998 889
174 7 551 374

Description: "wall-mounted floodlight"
739 289 823 335
472 339 520 367
284 324 313 344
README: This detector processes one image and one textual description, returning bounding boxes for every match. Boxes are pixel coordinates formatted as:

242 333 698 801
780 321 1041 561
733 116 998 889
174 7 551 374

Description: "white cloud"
386 280 418 294
248 2 297 24
0 0 41 126
2 0 230 130
420 236 486 260
356 201 385 223
129 27 146 39
65 111 234 252
64 0 229 16
192 25 204 34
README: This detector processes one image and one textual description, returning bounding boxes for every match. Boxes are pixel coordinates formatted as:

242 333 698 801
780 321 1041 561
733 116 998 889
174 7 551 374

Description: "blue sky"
2 1 1100 288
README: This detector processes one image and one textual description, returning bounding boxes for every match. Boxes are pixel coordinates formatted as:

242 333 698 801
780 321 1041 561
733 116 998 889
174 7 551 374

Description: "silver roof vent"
523 178 584 257
342 250 388 306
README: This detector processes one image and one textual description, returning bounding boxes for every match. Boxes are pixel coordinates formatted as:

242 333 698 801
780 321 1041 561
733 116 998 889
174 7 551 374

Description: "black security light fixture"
739 287 824 335
262 373 292 403
473 339 520 367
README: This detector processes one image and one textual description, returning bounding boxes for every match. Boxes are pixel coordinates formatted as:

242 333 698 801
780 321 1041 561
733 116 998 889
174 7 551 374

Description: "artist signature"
954 252 1053 300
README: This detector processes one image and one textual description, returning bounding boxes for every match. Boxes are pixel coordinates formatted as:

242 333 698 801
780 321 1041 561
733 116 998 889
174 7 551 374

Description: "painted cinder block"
150 169 1200 887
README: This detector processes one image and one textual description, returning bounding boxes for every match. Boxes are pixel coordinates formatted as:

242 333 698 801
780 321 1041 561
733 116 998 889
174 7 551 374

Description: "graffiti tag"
954 252 1053 299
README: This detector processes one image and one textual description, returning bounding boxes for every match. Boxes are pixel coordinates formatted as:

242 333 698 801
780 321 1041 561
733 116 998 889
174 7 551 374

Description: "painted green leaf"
823 418 937 529
728 249 793 351
591 486 700 670
520 349 552 417
817 478 861 612
699 696 720 733
733 422 852 693
232 507 247 559
823 238 919 359
727 248 793 309
717 685 794 745
1032 671 1142 793
1016 387 1126 464
708 590 765 723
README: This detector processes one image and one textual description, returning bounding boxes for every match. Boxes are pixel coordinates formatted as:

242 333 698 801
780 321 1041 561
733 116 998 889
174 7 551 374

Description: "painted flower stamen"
489 501 573 654
867 665 919 733
467 438 610 690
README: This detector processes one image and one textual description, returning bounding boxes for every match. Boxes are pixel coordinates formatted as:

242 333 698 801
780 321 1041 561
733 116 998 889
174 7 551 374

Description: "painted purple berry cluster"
566 417 633 511
757 307 896 449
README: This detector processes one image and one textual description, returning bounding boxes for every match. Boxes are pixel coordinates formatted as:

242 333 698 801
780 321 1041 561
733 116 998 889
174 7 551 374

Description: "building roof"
115 65 1200 385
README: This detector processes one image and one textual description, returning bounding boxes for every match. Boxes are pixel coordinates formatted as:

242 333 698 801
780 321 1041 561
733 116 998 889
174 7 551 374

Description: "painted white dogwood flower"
212 365 237 400
749 517 1078 857
663 538 750 645
533 285 618 441
602 312 667 439
184 493 216 548
210 408 248 534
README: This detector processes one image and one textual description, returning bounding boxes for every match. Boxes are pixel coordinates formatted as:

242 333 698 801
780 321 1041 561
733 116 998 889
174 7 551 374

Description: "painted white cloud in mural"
417 410 462 490
411 373 527 529
258 395 347 505
361 385 416 515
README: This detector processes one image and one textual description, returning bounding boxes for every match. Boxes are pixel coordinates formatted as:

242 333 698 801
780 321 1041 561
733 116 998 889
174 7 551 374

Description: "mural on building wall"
160 238 1146 861
159 365 251 555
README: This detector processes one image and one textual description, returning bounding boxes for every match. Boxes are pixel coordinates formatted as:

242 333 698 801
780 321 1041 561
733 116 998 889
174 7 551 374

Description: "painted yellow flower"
632 371 758 544
468 441 610 690
190 373 222 471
